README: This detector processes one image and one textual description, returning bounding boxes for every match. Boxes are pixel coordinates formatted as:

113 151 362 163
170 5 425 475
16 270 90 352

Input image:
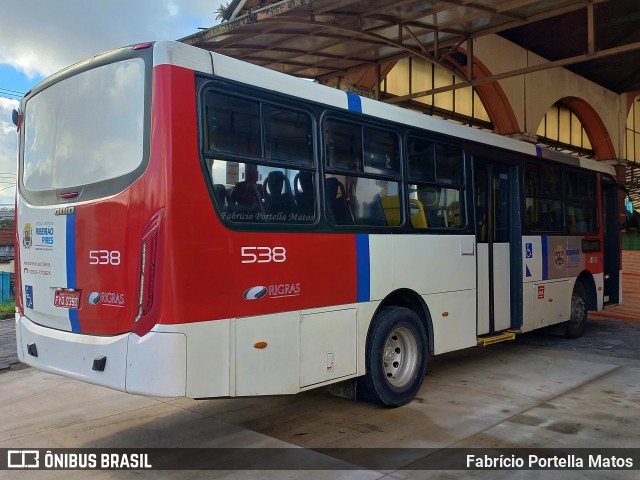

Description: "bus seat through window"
264 170 295 215
409 199 428 228
325 177 353 225
419 187 445 227
229 165 264 214
381 196 401 226
354 193 388 226
213 184 229 212
294 172 314 216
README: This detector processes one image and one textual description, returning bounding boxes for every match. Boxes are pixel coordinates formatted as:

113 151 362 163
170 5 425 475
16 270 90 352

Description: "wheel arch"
575 270 597 311
373 288 434 354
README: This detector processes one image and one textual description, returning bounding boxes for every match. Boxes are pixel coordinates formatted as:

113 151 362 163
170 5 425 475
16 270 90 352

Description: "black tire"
357 307 428 407
565 282 588 339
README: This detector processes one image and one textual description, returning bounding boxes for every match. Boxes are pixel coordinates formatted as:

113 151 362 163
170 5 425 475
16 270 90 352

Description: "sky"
0 0 226 207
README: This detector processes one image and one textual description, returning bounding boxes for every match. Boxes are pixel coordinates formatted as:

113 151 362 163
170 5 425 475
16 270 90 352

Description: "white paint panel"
532 280 572 328
18 315 129 391
235 311 300 396
153 320 231 399
476 244 490 335
594 272 605 310
427 290 477 354
360 95 540 157
493 243 511 331
522 236 543 282
579 157 616 175
617 270 622 306
356 301 379 375
368 235 393 300
126 332 186 397
153 40 213 74
210 52 347 110
153 41 616 179
300 308 356 387
18 201 70 331
384 234 476 295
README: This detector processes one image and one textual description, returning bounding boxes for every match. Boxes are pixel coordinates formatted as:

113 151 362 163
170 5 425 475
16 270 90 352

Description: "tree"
0 219 13 230
215 2 230 23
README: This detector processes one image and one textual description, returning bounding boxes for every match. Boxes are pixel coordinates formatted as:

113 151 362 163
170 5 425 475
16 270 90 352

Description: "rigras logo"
242 283 301 300
87 291 125 307
243 286 267 300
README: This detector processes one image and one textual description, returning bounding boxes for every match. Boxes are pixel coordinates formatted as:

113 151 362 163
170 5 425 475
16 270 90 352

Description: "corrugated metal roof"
181 0 640 94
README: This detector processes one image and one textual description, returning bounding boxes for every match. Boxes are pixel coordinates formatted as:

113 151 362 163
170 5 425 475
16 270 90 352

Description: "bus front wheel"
358 307 428 407
565 282 588 339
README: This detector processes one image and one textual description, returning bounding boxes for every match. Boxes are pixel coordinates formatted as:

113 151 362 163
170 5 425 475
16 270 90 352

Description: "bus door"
474 158 522 335
601 177 620 305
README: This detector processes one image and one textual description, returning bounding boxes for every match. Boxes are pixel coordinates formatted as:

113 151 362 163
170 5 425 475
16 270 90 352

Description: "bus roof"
44 40 617 177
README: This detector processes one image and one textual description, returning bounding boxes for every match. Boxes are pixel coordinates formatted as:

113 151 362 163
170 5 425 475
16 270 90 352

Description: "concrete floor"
1 316 639 479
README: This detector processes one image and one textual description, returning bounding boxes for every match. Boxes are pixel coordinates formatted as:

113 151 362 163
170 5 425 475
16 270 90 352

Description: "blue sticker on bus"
525 243 533 258
25 285 33 309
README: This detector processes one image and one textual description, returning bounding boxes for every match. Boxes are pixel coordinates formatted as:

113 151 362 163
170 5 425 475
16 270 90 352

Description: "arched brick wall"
448 54 520 135
562 96 616 160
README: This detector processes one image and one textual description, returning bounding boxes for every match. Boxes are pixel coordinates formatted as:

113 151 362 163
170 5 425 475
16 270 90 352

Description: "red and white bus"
13 41 621 406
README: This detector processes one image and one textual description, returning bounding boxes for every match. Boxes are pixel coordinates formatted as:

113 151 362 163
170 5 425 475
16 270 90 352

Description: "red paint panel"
158 64 359 324
74 196 137 334
72 65 171 335
71 63 360 333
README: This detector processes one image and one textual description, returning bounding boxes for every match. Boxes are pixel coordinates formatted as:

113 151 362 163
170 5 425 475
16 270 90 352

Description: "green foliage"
0 302 15 315
0 219 14 229
215 1 230 23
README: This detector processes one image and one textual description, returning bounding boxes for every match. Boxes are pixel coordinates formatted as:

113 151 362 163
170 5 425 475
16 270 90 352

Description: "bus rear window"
22 59 145 192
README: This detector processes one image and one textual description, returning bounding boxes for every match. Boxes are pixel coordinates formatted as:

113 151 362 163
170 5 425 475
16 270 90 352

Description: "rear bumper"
16 314 187 397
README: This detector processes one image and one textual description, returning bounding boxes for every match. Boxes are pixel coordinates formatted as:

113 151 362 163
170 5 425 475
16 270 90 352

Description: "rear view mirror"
12 109 20 127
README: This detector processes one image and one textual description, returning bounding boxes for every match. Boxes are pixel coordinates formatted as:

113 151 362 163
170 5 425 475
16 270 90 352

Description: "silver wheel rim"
382 326 418 388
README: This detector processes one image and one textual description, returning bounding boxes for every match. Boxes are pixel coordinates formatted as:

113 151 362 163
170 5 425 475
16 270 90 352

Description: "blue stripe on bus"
541 235 548 280
346 92 362 113
66 213 80 332
356 234 370 302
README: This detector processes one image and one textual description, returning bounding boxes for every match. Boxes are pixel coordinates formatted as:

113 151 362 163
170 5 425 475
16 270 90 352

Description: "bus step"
477 330 519 347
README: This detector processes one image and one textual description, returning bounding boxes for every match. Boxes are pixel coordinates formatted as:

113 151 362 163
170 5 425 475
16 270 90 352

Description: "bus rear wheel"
358 307 428 407
565 282 588 339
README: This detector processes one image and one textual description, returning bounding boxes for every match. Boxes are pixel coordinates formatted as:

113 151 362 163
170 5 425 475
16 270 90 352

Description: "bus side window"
205 92 261 158
229 164 264 214
294 172 315 216
324 176 353 225
409 199 427 228
264 171 295 216
213 184 229 212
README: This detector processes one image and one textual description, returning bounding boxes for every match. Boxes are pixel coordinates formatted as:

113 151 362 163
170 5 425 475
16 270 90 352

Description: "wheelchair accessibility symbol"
525 243 533 259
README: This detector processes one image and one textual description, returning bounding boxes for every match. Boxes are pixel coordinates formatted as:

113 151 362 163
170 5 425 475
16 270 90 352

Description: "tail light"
135 212 162 327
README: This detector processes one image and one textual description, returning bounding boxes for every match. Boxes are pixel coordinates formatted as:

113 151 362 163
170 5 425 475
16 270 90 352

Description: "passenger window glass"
207 159 316 224
435 144 463 184
363 127 400 176
325 120 362 171
324 175 400 227
525 198 564 232
264 106 313 165
540 164 562 198
408 185 463 229
565 170 597 234
566 204 598 234
566 170 596 201
205 92 261 157
407 137 435 183
525 163 540 195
